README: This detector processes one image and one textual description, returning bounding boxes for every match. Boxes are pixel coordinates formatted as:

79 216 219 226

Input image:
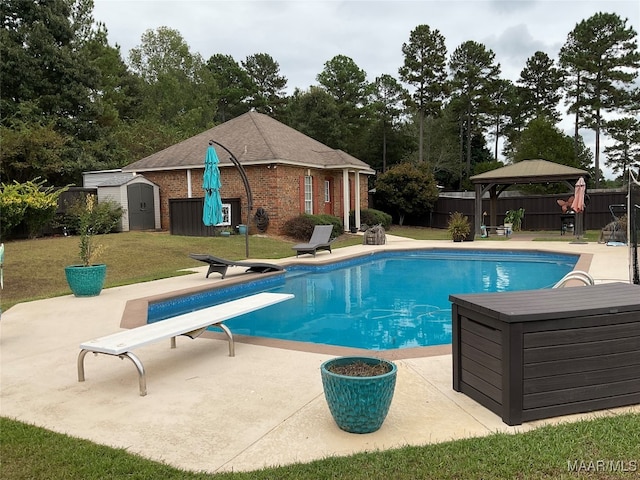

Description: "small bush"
0 178 68 239
55 197 124 235
351 208 392 230
282 214 343 241
447 212 471 241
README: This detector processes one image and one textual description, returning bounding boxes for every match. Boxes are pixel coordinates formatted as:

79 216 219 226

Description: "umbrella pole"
570 212 587 244
209 140 253 259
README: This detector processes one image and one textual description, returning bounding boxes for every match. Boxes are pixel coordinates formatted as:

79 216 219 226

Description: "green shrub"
0 178 68 239
0 182 27 238
447 212 471 241
505 208 525 231
351 208 392 230
91 199 124 233
282 214 343 241
55 196 123 235
282 214 316 240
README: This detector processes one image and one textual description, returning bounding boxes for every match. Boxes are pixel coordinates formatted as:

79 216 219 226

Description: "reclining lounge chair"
189 254 284 279
292 225 334 257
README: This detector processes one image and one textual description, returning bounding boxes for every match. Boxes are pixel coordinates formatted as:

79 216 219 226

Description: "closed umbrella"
202 144 224 226
571 177 586 213
571 177 586 239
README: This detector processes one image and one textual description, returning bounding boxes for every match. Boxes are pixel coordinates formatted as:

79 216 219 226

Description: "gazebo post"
474 183 483 236
490 186 498 231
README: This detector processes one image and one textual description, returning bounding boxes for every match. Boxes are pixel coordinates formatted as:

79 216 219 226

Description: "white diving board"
78 292 294 396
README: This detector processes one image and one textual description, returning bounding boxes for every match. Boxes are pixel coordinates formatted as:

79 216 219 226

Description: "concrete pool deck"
1 235 637 474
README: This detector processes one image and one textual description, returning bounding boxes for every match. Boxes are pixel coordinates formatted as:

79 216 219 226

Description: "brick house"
122 112 374 234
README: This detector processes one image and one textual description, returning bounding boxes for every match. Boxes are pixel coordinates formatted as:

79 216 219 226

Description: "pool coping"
121 246 592 359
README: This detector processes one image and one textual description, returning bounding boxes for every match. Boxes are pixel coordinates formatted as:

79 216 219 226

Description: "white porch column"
342 168 350 229
187 169 193 198
354 170 361 228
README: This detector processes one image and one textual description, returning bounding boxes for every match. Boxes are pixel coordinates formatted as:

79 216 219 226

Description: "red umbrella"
571 177 586 213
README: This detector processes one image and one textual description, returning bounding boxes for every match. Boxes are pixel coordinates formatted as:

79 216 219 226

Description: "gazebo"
470 159 590 236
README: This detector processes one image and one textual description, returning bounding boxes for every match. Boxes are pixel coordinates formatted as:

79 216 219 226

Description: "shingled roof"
470 159 588 184
123 111 374 173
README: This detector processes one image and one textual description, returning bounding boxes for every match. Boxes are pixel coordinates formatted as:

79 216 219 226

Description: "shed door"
128 183 155 230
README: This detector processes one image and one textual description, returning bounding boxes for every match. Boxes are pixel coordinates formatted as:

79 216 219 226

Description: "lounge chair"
292 225 334 257
189 254 284 279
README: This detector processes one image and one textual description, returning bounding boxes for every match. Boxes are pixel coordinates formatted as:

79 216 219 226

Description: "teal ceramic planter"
321 356 397 434
65 264 107 297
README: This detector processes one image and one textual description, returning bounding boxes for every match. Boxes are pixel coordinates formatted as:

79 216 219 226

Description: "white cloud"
93 0 640 178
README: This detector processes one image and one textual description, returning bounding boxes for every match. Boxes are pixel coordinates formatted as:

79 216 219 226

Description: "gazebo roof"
471 159 589 185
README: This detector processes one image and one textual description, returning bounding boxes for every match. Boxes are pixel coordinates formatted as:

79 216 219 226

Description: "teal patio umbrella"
202 144 224 226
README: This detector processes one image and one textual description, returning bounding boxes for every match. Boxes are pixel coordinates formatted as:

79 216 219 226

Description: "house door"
128 183 155 230
323 178 334 215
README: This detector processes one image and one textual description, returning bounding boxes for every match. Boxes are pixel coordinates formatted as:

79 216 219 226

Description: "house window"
324 180 330 203
304 176 313 214
217 203 231 226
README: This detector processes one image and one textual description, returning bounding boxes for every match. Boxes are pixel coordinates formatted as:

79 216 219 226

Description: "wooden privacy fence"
167 190 626 236
405 190 627 231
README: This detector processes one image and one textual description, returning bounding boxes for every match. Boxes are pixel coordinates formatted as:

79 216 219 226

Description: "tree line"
1 0 639 190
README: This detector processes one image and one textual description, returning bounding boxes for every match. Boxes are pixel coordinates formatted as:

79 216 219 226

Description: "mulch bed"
328 360 391 377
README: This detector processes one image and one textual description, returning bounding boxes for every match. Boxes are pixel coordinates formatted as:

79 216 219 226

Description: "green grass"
530 230 600 242
0 231 363 311
2 414 638 479
388 226 601 243
387 225 452 240
2 228 636 479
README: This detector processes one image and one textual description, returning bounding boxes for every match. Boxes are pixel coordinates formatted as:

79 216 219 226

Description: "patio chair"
292 225 334 257
606 204 627 246
189 254 284 279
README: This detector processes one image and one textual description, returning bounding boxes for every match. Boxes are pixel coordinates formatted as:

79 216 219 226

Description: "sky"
92 0 640 179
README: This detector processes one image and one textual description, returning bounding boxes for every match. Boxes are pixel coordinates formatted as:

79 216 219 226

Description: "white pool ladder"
553 270 595 288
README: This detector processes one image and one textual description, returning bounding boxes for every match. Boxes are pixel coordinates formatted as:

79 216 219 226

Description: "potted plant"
64 195 107 297
447 212 471 242
320 356 397 434
505 208 525 232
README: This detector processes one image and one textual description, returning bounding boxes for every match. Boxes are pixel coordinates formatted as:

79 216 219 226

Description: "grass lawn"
2 414 638 479
1 227 634 479
0 230 365 311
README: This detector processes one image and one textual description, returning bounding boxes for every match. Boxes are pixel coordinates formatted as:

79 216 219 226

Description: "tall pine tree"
399 25 448 163
560 12 640 187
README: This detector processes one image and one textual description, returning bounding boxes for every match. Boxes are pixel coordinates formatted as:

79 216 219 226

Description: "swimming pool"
149 249 578 351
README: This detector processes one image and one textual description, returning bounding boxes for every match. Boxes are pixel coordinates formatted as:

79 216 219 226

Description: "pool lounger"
78 292 294 396
292 224 334 257
189 253 284 279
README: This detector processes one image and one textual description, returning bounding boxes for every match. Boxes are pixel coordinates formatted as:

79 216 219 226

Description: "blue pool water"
149 250 578 350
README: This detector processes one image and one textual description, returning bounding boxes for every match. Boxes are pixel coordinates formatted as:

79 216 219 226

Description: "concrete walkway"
1 236 637 474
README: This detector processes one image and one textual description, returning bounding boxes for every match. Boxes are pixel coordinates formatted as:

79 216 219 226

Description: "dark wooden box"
449 283 640 426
